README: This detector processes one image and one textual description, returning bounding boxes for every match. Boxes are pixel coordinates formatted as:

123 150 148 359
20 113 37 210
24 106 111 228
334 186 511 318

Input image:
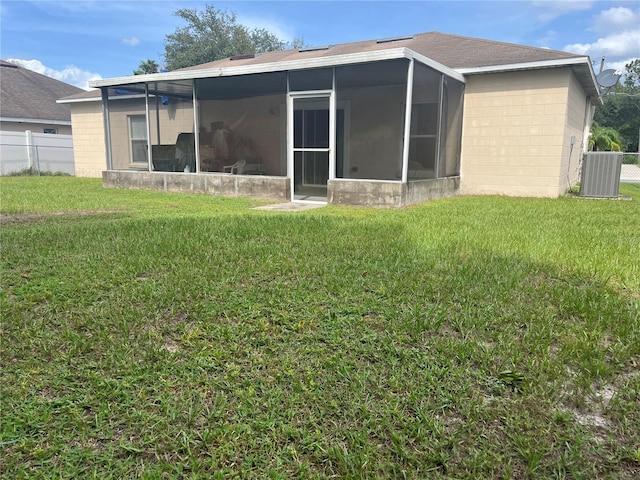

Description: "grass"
1 177 639 479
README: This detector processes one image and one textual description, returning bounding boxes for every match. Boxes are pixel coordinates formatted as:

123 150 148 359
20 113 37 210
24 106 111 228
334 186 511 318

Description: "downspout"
566 135 576 193
574 94 594 188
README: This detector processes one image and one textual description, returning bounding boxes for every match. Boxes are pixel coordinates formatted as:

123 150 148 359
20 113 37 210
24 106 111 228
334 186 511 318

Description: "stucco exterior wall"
68 101 105 178
460 68 583 197
561 71 591 193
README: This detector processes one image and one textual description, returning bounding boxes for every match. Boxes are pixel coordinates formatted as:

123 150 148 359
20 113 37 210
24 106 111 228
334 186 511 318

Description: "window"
128 115 147 164
43 128 57 134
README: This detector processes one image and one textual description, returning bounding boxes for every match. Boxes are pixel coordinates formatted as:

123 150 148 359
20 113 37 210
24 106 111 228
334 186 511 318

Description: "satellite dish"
596 69 621 88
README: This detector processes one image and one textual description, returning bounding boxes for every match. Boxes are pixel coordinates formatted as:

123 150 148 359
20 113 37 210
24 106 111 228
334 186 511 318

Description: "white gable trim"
454 56 591 74
90 47 465 89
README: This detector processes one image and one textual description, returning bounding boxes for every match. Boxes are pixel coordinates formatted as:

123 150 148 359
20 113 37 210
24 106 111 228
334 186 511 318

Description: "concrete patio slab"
254 202 327 212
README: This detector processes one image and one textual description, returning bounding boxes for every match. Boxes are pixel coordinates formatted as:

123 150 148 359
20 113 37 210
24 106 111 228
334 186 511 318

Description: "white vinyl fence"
0 130 75 175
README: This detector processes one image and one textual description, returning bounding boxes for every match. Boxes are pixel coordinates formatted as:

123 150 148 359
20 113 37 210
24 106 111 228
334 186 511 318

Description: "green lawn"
1 177 639 479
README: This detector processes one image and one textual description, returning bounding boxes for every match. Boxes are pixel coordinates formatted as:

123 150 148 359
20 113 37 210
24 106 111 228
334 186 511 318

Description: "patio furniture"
152 132 195 172
223 159 246 174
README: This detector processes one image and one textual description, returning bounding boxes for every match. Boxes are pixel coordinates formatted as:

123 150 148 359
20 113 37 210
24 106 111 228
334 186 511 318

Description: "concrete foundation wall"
103 170 290 201
404 177 460 205
329 179 403 207
328 176 459 207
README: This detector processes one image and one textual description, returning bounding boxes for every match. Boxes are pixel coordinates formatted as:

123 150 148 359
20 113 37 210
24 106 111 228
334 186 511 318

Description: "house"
1 60 83 134
1 60 83 175
60 32 600 206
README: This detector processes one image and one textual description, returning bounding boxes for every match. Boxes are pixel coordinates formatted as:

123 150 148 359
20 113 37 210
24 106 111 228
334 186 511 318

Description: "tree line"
592 59 640 154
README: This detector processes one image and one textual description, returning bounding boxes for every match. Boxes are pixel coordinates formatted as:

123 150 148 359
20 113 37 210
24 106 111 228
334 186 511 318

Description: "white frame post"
144 83 152 172
101 88 113 171
401 58 415 183
192 80 201 173
329 69 337 181
435 74 445 179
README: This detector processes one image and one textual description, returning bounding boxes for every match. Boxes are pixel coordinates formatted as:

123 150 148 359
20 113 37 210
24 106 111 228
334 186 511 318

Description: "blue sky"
1 0 638 89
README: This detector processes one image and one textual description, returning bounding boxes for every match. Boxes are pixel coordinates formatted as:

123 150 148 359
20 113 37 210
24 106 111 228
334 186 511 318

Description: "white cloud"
535 30 558 48
604 57 637 75
592 6 639 35
564 30 640 58
562 4 640 74
6 58 102 90
122 37 140 47
237 14 296 43
534 0 594 22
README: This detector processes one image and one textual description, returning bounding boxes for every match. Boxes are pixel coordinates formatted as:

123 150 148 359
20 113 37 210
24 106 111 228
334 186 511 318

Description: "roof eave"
455 56 601 102
407 50 466 83
57 97 102 104
89 47 465 89
0 117 72 126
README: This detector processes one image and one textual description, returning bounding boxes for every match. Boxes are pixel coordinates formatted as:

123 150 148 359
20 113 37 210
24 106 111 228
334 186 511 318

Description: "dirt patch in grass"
0 210 122 225
0 210 123 225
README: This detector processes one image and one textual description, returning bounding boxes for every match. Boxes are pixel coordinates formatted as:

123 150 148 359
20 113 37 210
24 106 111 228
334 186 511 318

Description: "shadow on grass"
2 212 639 478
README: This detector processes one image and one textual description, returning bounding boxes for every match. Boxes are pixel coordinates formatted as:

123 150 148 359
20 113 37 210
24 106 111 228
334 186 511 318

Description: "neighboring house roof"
1 60 84 124
58 89 103 103
89 31 600 99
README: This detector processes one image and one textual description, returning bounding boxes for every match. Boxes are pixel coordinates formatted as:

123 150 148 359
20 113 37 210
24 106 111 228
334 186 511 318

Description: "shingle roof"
58 89 103 102
0 60 84 122
178 31 583 72
88 31 598 100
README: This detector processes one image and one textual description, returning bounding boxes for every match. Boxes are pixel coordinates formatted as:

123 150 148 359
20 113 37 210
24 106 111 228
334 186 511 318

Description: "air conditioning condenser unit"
579 152 622 198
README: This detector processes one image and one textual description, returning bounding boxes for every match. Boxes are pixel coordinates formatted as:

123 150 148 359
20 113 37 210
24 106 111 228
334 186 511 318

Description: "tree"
593 59 640 152
162 4 303 71
622 58 640 89
133 59 160 75
589 125 623 151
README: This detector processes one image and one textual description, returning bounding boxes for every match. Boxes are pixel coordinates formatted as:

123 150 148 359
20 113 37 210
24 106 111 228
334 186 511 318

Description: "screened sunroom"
96 47 464 207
